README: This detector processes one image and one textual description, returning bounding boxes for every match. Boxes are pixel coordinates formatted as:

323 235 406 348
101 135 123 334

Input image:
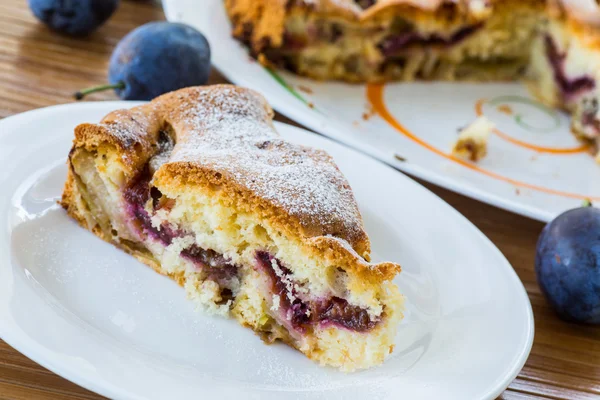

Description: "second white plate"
0 102 533 400
164 0 600 222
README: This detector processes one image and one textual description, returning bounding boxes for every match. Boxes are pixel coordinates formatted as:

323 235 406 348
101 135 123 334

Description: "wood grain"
0 1 599 399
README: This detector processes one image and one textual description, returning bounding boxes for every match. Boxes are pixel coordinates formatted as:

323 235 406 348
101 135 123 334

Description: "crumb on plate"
451 116 495 162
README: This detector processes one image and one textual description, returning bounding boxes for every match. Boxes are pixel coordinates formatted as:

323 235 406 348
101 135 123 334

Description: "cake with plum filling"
61 85 403 371
529 1 600 154
225 0 600 155
226 0 543 82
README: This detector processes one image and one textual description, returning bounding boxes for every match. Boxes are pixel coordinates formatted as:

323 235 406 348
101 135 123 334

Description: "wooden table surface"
1 1 599 399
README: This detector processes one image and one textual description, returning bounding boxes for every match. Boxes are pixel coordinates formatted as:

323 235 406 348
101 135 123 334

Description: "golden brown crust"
73 107 161 170
61 84 399 284
225 0 290 50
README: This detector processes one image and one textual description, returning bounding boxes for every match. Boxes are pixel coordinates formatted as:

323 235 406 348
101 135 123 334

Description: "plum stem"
74 82 125 100
583 199 593 207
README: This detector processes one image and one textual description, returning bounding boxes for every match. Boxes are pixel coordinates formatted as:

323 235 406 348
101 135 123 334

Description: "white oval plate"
0 103 533 400
163 0 600 222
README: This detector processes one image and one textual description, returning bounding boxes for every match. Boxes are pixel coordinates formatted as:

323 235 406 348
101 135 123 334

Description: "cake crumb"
297 85 313 94
451 116 495 162
394 154 407 162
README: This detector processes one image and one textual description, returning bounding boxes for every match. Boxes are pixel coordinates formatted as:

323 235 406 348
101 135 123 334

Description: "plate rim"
0 102 534 400
162 0 559 224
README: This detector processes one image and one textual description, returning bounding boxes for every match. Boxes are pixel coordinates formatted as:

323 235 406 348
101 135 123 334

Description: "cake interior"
241 2 541 82
65 128 402 371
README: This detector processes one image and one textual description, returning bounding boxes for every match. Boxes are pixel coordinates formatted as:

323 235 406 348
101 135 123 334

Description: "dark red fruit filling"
124 167 178 246
545 35 595 101
378 24 481 57
123 164 239 288
256 251 311 331
181 245 239 287
315 297 377 331
255 251 378 332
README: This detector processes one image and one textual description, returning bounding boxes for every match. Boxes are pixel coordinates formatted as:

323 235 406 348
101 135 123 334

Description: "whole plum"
535 205 600 324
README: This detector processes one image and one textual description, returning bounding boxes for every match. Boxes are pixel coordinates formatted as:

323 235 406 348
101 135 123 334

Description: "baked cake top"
71 85 375 261
157 85 371 253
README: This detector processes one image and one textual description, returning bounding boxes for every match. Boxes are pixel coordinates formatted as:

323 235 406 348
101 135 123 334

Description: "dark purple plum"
75 22 211 101
535 206 600 324
28 0 119 36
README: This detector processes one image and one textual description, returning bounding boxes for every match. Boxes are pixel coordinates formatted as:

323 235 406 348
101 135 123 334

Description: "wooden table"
0 1 599 399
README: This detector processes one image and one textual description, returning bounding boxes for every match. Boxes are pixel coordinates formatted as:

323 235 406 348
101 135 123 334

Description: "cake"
225 0 600 155
61 85 404 371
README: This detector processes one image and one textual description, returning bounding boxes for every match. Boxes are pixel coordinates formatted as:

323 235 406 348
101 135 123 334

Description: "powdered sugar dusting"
162 86 365 244
99 121 143 145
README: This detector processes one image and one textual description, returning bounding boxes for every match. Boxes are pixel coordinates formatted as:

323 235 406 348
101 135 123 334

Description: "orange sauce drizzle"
366 83 600 200
475 99 589 154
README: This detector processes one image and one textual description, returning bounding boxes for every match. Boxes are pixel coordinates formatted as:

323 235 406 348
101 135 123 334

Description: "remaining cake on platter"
529 2 600 154
61 85 404 371
225 0 600 156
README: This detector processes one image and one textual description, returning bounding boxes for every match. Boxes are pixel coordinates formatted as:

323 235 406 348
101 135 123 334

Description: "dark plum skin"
28 0 119 36
108 22 211 101
535 207 600 324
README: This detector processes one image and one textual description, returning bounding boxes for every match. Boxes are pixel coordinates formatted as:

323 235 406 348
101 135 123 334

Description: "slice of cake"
61 85 404 371
225 0 543 82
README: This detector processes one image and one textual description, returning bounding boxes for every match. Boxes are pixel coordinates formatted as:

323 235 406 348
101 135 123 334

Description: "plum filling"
278 22 480 56
314 297 376 331
545 35 595 101
255 251 378 333
181 245 239 287
256 251 311 332
123 167 178 246
123 166 240 291
378 24 482 57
